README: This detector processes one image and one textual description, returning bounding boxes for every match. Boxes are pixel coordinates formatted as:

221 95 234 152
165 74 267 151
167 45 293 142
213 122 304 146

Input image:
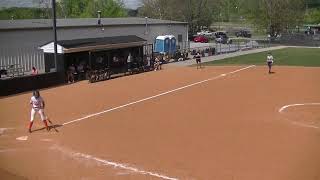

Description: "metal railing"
0 47 45 74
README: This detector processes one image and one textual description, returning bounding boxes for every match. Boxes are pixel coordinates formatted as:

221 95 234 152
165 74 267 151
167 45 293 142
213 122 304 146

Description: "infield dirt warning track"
0 65 320 180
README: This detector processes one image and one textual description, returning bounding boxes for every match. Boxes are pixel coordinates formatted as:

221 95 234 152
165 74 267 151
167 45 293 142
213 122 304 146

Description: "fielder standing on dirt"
195 52 202 69
28 90 49 133
267 52 274 74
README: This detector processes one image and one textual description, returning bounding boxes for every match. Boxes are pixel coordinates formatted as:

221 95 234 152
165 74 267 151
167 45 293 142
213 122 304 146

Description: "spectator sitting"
70 64 77 74
0 69 7 78
184 51 189 59
77 63 84 73
163 54 170 63
178 52 184 61
77 63 85 80
113 56 119 63
31 66 38 75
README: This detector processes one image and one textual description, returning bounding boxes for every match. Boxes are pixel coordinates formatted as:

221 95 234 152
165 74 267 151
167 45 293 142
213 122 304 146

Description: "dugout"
40 35 148 80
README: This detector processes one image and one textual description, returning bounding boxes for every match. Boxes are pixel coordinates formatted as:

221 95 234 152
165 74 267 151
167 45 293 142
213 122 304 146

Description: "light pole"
227 0 230 22
145 17 148 35
97 10 101 25
51 0 57 72
235 6 238 21
219 13 222 31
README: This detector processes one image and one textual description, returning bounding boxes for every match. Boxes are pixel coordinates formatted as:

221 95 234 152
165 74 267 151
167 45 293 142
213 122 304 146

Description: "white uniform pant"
30 108 46 122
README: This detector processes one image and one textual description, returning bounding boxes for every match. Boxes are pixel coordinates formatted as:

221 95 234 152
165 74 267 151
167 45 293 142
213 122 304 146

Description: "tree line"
0 0 127 19
138 0 320 36
1 0 319 36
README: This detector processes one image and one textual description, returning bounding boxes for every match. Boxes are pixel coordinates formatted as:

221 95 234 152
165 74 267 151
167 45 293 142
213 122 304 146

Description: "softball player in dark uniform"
195 52 202 69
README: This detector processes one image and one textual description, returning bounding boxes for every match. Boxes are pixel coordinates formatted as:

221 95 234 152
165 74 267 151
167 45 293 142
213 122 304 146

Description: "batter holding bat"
28 90 50 133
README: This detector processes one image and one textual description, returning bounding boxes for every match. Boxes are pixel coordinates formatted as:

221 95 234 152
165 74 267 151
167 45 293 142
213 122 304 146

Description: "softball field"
1 65 320 180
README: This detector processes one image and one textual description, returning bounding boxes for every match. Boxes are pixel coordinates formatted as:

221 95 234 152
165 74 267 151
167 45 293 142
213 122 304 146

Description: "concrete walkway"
165 46 287 67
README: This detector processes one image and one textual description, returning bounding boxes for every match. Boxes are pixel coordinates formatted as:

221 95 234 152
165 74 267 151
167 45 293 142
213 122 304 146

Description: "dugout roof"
40 35 147 54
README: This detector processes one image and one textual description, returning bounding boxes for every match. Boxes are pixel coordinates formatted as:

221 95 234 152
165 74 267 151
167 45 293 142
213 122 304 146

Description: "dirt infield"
1 65 320 180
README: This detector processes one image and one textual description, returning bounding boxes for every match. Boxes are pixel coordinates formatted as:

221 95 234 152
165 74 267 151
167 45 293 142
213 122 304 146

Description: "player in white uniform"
267 52 274 74
28 90 49 133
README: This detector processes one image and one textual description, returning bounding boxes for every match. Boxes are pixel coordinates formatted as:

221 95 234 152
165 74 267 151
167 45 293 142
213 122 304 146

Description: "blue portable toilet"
155 36 170 53
168 35 176 54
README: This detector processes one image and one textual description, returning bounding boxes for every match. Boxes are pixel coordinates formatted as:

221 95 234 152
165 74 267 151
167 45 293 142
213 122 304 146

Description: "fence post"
23 49 27 72
0 49 2 66
237 41 240 51
39 53 43 72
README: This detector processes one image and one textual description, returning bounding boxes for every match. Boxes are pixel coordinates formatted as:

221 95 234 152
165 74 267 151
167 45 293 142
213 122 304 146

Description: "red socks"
28 121 33 130
28 121 49 132
43 120 49 131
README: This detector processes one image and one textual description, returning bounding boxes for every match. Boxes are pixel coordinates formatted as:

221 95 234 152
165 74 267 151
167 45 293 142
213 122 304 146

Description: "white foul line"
279 103 320 113
290 121 319 129
63 65 256 126
51 145 179 180
279 103 320 129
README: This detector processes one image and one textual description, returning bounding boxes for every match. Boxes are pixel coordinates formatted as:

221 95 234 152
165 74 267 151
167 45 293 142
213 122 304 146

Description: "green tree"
84 0 127 17
139 0 216 33
307 0 320 8
0 0 127 20
241 0 306 36
0 7 43 20
138 0 170 19
305 8 320 24
57 0 127 18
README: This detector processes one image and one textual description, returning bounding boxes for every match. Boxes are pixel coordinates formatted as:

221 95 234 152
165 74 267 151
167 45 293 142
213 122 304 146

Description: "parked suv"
215 32 232 44
235 30 252 38
214 31 228 38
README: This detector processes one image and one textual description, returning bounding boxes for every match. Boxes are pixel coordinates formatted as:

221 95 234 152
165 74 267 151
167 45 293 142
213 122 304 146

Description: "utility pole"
145 17 148 35
51 0 58 72
228 0 230 22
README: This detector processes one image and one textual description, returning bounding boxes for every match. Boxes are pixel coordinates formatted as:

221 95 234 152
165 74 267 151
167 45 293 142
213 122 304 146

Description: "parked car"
197 30 214 37
235 30 252 38
194 35 209 43
215 34 232 44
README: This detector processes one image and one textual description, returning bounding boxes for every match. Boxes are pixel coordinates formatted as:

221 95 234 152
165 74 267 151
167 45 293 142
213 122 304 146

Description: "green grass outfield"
203 48 320 67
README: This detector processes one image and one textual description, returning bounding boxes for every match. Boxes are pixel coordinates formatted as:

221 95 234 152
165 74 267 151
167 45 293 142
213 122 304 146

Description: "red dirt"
0 66 320 180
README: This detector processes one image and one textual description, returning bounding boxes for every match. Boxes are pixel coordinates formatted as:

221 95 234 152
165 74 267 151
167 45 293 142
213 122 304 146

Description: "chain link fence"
270 33 320 47
188 38 273 57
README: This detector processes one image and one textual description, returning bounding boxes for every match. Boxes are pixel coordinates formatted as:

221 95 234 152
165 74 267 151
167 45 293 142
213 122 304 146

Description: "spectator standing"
67 64 76 83
154 56 161 71
31 66 38 75
127 53 132 71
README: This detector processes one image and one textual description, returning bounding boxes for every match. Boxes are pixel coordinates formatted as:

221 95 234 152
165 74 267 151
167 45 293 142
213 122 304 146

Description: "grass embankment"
203 48 320 67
